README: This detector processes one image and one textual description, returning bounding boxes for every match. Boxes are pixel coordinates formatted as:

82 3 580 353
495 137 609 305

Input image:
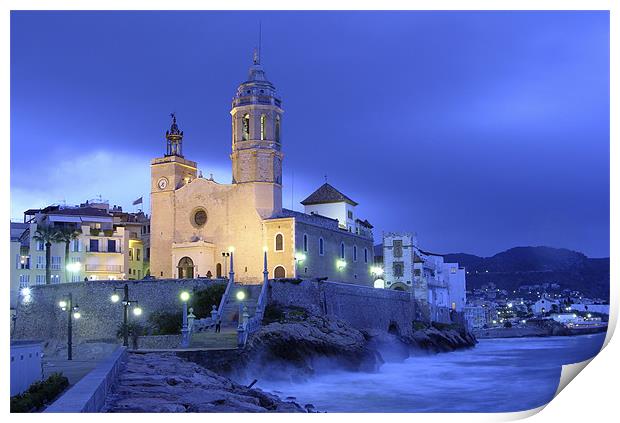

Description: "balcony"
85 264 123 273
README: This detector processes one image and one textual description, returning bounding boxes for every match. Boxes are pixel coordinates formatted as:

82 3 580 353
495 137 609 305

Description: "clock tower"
150 114 197 278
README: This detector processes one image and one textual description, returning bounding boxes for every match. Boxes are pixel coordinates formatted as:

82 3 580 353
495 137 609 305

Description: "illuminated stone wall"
12 278 226 341
269 279 420 336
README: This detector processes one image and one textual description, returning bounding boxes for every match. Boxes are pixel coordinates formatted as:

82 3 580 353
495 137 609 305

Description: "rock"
102 352 306 413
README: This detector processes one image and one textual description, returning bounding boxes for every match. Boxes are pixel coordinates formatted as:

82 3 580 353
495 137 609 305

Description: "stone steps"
189 331 238 349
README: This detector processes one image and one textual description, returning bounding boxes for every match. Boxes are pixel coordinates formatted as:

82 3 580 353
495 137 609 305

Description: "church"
150 51 374 285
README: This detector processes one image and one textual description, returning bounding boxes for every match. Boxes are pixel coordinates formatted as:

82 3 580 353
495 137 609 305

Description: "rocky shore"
182 307 477 382
102 352 308 412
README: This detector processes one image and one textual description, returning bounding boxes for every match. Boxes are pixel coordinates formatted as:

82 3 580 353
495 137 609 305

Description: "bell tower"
150 114 197 278
230 50 284 187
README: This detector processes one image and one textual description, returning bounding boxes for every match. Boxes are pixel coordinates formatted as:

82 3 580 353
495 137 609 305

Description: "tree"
54 228 80 283
33 226 57 285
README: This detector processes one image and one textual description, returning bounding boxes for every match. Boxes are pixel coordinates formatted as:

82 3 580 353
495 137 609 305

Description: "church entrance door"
274 265 286 278
178 256 194 279
216 263 222 278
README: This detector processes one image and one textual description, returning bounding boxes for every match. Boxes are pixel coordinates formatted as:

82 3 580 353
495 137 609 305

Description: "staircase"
189 330 238 350
219 284 263 328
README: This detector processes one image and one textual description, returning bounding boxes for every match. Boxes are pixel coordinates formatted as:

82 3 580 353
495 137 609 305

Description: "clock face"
157 178 168 190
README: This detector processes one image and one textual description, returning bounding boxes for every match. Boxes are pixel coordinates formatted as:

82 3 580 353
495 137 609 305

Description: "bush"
412 321 428 331
11 373 69 412
503 321 513 328
263 303 286 324
148 311 183 335
273 278 303 285
192 284 226 318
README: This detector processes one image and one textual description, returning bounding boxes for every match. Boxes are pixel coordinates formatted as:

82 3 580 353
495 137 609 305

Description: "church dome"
232 49 282 109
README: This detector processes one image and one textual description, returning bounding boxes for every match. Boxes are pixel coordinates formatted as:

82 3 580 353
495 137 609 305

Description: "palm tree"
33 226 57 285
55 228 81 283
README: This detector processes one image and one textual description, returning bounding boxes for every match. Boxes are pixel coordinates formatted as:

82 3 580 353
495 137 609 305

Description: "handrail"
217 277 234 320
254 278 270 321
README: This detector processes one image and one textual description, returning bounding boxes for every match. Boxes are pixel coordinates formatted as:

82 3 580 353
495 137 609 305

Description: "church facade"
150 53 374 285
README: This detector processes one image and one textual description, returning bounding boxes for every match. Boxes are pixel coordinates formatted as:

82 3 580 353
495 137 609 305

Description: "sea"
258 333 606 412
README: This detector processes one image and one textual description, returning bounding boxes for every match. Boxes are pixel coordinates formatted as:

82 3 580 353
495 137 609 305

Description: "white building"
382 232 467 322
464 305 488 329
10 341 43 396
532 296 560 315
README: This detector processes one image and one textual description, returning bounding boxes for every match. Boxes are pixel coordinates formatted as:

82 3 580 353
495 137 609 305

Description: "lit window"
275 233 284 251
242 114 250 140
260 114 266 140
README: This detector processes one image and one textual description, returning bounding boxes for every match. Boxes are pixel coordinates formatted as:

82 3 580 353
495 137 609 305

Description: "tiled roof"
300 183 358 206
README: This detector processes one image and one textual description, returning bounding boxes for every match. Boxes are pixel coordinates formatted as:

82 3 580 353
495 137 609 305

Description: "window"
36 241 44 251
129 249 133 261
414 269 421 276
393 240 403 257
393 262 404 277
36 256 44 269
51 275 60 284
347 210 353 219
107 239 117 253
192 209 208 227
71 239 80 252
136 248 141 261
51 256 61 270
303 234 308 252
260 114 266 140
340 242 345 259
275 233 284 251
146 247 150 260
17 255 30 270
319 238 324 256
242 114 250 140
450 267 457 274
89 239 99 252
353 246 358 262
36 275 45 285
275 115 281 142
364 248 368 263
19 274 29 288
71 274 81 283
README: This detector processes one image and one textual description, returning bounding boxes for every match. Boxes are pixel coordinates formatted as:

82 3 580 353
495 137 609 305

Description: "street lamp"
236 290 246 329
222 252 230 277
180 291 191 347
336 259 347 271
110 284 141 347
58 293 80 360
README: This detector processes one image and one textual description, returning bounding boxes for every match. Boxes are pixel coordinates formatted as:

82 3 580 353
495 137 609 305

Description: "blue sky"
10 11 610 257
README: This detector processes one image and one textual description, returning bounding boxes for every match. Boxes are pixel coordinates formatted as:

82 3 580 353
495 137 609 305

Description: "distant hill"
443 246 609 299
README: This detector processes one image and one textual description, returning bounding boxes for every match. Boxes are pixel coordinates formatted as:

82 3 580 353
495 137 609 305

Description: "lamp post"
110 284 141 347
58 293 80 360
180 291 191 347
221 252 230 278
236 290 246 329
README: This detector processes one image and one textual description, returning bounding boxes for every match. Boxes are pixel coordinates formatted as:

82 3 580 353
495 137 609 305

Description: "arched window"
275 115 281 142
260 114 266 140
242 114 250 141
274 265 286 278
216 263 222 278
275 233 284 251
177 256 194 279
353 245 358 262
303 234 308 252
364 248 368 263
319 237 324 256
340 242 345 259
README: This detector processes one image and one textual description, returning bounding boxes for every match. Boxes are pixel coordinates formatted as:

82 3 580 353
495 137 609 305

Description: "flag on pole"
132 197 143 206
